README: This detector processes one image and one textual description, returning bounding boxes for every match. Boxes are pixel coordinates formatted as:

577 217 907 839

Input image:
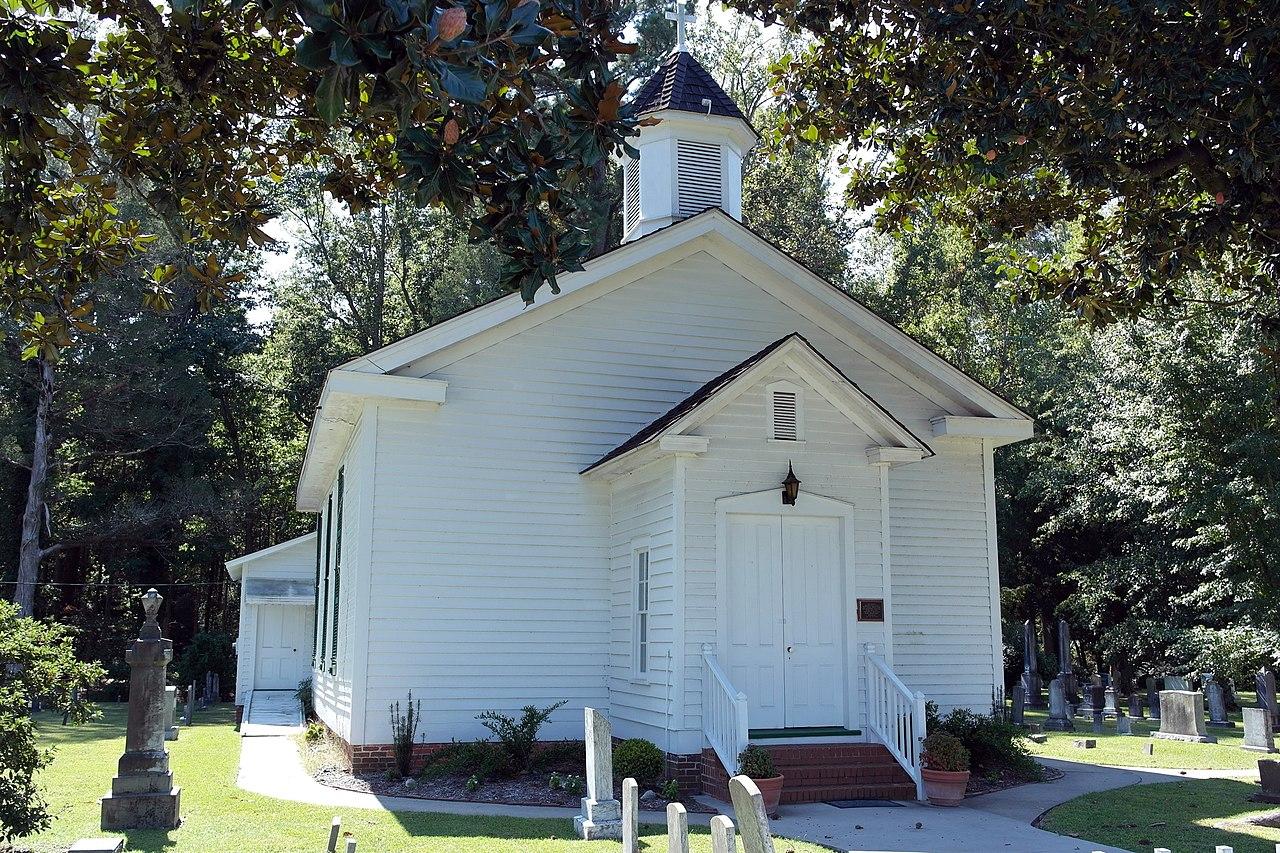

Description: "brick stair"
701 743 916 804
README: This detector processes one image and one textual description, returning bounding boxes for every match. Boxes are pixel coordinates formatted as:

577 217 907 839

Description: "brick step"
700 742 916 805
781 783 917 804
763 745 891 762
778 763 913 785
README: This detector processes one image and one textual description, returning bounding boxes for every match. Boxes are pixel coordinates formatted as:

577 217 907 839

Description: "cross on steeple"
665 0 695 53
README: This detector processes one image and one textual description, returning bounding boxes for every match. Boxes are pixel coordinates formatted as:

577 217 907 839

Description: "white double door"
254 603 313 690
724 513 847 729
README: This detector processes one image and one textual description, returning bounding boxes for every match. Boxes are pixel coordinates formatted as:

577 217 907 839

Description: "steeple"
619 7 757 243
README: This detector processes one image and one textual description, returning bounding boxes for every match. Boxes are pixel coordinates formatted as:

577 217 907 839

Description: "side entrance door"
724 512 847 729
255 603 313 690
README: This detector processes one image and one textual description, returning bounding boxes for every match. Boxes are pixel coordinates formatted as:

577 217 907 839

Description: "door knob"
787 646 793 654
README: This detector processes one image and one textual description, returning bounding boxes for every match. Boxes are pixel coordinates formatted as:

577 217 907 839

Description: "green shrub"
420 739 513 781
922 732 969 772
389 692 421 778
304 721 326 743
736 745 778 779
926 705 1041 780
660 778 680 800
614 738 664 785
531 739 585 770
476 700 566 772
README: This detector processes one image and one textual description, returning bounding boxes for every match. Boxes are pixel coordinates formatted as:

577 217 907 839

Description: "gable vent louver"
623 157 641 233
677 140 723 218
772 390 799 441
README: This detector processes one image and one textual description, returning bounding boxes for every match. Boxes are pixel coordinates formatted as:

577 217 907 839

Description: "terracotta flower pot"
751 774 785 817
922 768 970 807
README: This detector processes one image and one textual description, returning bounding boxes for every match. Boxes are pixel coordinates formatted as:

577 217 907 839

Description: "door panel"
724 514 786 729
782 516 845 727
255 604 312 690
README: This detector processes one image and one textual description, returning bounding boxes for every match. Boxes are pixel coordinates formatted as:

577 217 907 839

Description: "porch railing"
866 650 928 800
701 644 749 774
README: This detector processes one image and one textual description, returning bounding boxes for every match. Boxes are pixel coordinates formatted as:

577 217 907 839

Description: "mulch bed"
965 762 1064 797
312 763 717 814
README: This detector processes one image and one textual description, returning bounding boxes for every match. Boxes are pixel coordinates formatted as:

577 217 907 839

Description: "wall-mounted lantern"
781 462 801 506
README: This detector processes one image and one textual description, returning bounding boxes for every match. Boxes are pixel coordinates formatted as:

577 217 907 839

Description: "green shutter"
319 495 332 666
312 514 322 666
330 468 344 674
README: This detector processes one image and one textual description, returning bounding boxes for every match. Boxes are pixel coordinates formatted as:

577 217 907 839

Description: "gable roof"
582 333 934 475
225 531 316 581
631 51 750 124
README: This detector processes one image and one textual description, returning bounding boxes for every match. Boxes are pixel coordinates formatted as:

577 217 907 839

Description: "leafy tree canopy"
734 0 1280 342
1 0 637 360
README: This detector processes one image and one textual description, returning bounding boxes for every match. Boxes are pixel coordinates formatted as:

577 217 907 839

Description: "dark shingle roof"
630 51 750 124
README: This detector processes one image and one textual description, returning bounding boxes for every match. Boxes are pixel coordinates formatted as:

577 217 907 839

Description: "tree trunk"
14 356 54 617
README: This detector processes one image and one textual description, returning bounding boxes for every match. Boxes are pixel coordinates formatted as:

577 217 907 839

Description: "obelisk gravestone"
574 707 622 839
1021 619 1044 707
100 589 181 830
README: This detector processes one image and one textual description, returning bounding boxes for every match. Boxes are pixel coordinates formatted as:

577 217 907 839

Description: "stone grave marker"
1152 690 1217 743
1011 684 1026 726
1056 619 1079 702
667 803 689 853
1103 686 1119 719
1143 743 1154 756
1258 669 1278 732
710 815 737 853
100 589 181 830
574 707 622 840
1021 620 1044 707
1146 677 1162 721
1046 677 1074 732
1072 738 1096 749
1242 708 1277 753
622 778 638 853
729 775 776 853
1116 711 1132 736
1206 676 1235 728
164 686 178 742
1128 688 1145 720
1254 759 1280 803
69 840 124 852
184 681 195 726
1165 675 1190 691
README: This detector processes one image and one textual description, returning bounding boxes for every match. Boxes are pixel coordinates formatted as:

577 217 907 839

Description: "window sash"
330 468 344 674
634 549 650 675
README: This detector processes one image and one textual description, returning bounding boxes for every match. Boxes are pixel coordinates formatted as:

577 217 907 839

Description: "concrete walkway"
241 690 305 737
237 735 1164 852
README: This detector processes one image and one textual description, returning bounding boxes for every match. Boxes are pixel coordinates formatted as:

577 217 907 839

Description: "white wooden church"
227 37 1032 802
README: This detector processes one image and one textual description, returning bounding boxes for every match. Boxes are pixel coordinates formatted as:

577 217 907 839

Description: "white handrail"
701 644 748 774
865 651 928 800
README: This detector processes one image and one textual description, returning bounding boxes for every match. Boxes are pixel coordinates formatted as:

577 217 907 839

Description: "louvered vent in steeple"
623 158 641 233
676 140 723 217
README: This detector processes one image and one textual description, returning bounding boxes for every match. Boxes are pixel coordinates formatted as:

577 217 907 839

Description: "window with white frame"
633 548 650 676
768 381 803 441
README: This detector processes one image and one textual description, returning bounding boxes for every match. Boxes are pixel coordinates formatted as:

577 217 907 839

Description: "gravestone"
1011 684 1026 726
1103 687 1119 719
1206 676 1235 728
622 778 638 853
667 803 689 853
184 681 195 726
1021 619 1044 707
1165 675 1190 691
164 687 178 742
1072 738 1096 749
100 589 181 830
1076 676 1102 717
710 815 737 853
1258 669 1278 732
574 708 622 840
729 775 776 853
1116 711 1132 736
69 840 124 852
1056 619 1079 702
1046 678 1074 732
1152 690 1217 743
1242 708 1277 753
1147 677 1162 722
1255 759 1280 804
1128 687 1145 720
1088 684 1106 730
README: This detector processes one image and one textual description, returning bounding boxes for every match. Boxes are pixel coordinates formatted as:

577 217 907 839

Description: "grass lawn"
1021 700 1263 771
22 703 828 853
1040 777 1280 853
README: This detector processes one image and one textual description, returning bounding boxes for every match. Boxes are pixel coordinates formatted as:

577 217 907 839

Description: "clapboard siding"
678 366 889 752
607 458 677 743
889 439 998 711
347 249 999 747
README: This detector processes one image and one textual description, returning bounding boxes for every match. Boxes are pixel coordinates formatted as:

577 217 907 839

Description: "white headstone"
574 707 622 840
667 802 690 853
622 778 639 853
710 815 737 853
1152 690 1217 743
728 776 775 853
1243 708 1277 753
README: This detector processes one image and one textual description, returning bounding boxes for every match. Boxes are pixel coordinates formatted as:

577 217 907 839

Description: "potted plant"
921 731 970 807
736 745 784 817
